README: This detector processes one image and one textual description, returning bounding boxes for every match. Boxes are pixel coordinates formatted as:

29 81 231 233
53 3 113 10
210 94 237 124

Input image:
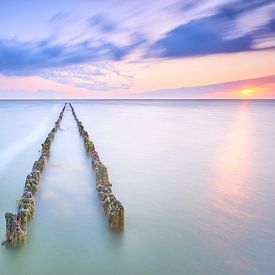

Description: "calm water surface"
0 100 274 275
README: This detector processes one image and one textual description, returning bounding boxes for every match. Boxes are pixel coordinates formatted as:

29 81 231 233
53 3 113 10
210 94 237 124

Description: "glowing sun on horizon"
241 88 253 95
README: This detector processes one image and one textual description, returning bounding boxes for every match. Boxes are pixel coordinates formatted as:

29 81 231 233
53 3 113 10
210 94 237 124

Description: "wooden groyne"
69 103 124 229
2 104 67 247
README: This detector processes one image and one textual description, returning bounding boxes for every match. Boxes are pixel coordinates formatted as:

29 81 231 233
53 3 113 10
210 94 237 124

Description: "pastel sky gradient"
1 0 275 99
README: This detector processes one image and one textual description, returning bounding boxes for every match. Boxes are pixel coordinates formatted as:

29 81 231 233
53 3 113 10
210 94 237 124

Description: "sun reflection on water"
209 102 255 220
203 102 258 271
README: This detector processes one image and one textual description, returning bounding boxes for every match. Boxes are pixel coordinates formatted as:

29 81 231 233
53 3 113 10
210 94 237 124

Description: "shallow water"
0 100 275 275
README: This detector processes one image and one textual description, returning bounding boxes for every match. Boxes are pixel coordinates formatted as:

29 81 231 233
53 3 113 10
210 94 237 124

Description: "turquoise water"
0 100 275 274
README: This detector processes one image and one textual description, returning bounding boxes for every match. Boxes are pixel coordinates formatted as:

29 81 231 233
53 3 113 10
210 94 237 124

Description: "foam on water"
0 105 59 174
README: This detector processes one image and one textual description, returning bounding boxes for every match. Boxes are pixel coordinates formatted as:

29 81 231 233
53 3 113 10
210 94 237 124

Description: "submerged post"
69 103 124 229
2 104 67 247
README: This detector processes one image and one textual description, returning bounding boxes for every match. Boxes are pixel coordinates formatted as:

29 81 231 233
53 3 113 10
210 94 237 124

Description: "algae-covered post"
2 104 67 247
69 103 124 229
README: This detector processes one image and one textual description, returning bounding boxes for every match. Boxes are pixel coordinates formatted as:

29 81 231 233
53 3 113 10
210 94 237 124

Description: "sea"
0 100 274 275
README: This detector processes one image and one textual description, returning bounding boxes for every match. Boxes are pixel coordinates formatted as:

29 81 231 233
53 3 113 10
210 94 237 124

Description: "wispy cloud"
88 14 116 33
148 0 275 57
40 64 134 91
49 10 71 25
0 37 144 76
0 0 275 98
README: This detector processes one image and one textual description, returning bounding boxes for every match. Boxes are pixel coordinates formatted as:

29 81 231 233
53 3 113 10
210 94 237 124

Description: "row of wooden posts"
2 103 124 247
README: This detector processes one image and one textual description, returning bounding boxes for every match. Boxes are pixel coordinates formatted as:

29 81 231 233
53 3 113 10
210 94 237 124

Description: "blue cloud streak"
0 38 143 76
0 0 274 76
149 0 275 57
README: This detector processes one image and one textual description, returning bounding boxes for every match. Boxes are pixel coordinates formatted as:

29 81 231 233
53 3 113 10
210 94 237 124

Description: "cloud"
0 36 144 76
39 64 134 92
148 17 253 57
88 14 116 33
269 18 275 31
49 10 71 25
1 0 275 97
148 0 275 57
217 0 274 18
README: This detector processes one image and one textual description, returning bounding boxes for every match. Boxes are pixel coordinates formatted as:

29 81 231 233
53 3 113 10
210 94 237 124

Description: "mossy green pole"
69 103 124 229
2 104 67 247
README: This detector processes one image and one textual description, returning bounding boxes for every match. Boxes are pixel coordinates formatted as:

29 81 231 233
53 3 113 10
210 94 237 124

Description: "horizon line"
0 98 275 101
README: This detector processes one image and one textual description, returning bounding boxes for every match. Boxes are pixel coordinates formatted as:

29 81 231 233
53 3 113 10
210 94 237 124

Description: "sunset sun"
241 88 253 95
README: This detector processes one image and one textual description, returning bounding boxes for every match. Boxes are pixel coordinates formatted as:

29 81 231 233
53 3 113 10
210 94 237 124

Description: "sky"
0 0 275 99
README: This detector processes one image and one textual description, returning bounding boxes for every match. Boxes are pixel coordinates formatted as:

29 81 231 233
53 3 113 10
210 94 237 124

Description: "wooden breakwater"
69 103 124 229
2 104 67 247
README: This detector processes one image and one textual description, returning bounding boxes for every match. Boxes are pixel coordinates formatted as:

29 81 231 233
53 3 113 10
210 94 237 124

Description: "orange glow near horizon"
241 89 253 95
241 89 255 96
